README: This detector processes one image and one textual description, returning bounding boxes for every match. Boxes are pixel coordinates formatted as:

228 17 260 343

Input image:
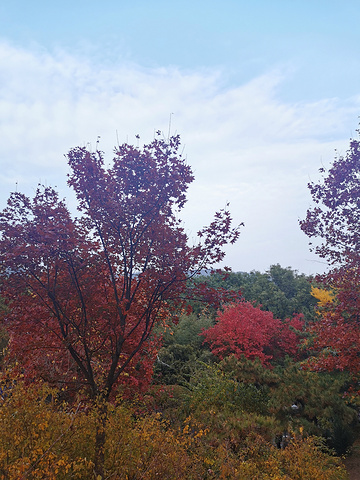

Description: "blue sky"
1 0 360 274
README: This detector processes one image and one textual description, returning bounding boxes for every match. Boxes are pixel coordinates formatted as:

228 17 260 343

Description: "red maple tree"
300 135 360 267
306 268 360 374
300 130 360 375
202 301 304 365
0 133 241 476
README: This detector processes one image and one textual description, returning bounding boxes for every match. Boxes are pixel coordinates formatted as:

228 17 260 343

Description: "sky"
1 0 360 275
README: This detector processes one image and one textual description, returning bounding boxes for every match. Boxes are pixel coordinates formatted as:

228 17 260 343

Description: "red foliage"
273 313 305 359
0 134 241 401
300 131 360 374
189 274 242 311
300 135 360 267
306 268 360 374
202 301 304 365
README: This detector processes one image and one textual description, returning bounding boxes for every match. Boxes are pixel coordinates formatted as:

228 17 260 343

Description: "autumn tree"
306 271 360 374
0 133 241 477
300 133 360 267
300 130 360 375
202 301 304 365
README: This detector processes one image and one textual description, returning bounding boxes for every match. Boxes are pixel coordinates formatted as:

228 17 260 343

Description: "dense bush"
0 380 349 479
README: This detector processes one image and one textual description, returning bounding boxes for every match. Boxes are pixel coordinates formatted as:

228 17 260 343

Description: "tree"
0 133 241 477
306 271 360 374
300 133 360 267
153 312 214 386
202 301 304 365
300 131 360 376
219 355 357 455
194 265 316 320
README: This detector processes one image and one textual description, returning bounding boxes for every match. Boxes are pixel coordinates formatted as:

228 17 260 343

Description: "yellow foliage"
0 381 94 479
311 286 335 307
0 380 349 479
311 286 337 319
212 435 348 480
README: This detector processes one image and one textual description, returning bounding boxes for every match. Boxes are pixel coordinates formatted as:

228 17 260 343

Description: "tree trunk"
93 400 108 479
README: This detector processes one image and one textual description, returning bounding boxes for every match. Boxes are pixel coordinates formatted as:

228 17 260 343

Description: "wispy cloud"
1 41 359 274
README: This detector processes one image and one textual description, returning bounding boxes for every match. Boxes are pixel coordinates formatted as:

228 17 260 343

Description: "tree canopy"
301 130 360 375
0 133 241 477
202 301 304 365
194 264 316 320
300 133 360 267
0 134 241 400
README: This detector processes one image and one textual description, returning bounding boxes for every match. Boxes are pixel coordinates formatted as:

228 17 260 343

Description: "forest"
0 132 360 479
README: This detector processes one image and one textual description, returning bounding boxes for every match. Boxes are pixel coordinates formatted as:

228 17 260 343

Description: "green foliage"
154 313 215 385
269 365 357 455
163 313 214 349
154 306 358 457
218 355 357 455
0 326 8 369
174 362 279 456
154 343 204 385
186 363 270 416
197 264 317 320
219 354 280 388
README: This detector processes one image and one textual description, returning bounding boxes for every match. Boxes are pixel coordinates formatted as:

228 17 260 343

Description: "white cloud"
0 41 359 274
